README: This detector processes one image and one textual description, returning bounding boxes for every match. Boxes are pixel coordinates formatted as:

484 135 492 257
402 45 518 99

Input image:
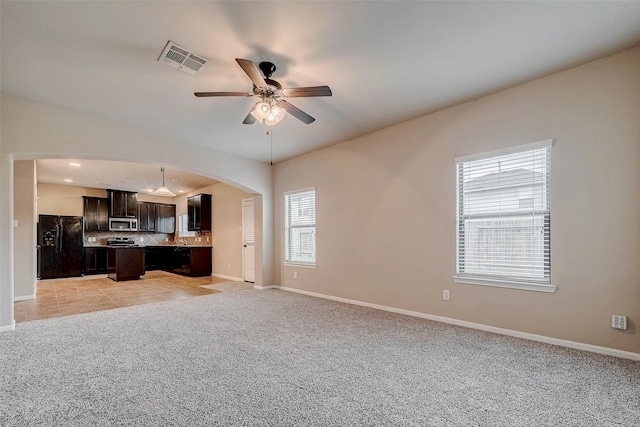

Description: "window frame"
453 140 556 293
283 187 317 268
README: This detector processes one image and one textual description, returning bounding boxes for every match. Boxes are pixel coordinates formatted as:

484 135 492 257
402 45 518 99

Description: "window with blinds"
455 140 552 289
284 188 316 265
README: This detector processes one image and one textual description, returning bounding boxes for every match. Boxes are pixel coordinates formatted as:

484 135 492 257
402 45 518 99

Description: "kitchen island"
107 246 145 281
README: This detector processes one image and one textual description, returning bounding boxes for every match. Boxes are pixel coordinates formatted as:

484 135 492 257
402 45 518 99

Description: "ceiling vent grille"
158 41 208 76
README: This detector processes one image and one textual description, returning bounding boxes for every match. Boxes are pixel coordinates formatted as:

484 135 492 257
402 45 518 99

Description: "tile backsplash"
84 231 212 247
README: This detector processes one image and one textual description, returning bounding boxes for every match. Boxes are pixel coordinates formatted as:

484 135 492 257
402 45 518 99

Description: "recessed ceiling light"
178 190 185 193
69 162 81 167
64 179 73 183
171 179 178 182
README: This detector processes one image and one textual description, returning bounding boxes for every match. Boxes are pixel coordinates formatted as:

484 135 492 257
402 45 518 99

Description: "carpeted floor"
0 288 638 426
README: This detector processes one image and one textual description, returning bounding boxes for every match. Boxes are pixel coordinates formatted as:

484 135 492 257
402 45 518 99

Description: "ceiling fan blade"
282 86 332 97
194 92 253 97
235 58 267 88
280 100 315 124
243 108 256 124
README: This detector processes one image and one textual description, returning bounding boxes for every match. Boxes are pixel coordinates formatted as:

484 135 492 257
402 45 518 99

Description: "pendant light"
150 167 176 197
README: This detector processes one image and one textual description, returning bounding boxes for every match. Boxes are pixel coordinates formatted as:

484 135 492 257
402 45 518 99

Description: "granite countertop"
144 245 213 248
84 244 212 248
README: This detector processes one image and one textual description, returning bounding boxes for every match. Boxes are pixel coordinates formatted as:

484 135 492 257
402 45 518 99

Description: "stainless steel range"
106 237 138 247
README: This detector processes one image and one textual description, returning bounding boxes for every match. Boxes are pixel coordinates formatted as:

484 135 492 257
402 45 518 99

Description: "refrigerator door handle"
56 224 62 252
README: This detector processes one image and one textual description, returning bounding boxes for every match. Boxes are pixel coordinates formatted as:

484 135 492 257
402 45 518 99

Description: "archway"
1 94 274 331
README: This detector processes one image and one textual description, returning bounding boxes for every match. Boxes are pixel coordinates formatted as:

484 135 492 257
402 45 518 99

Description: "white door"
242 198 255 283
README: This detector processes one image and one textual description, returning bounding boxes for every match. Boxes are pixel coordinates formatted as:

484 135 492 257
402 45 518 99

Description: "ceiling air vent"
158 41 208 76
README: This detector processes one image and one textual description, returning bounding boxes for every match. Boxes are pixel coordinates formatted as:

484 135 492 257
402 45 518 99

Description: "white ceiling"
36 159 218 195
2 1 640 189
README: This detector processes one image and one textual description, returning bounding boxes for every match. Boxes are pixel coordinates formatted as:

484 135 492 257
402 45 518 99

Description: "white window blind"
285 188 316 265
455 141 551 286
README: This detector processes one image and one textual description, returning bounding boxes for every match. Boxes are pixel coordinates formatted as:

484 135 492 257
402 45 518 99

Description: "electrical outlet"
140 237 144 241
228 263 231 269
443 290 451 301
293 271 298 279
612 315 627 330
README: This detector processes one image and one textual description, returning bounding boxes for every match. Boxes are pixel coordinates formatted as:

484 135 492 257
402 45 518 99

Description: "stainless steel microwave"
109 217 138 232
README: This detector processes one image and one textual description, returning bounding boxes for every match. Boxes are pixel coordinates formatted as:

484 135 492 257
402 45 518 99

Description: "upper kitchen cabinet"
187 194 211 231
108 190 137 218
83 196 109 231
156 203 176 234
137 201 175 234
137 202 157 232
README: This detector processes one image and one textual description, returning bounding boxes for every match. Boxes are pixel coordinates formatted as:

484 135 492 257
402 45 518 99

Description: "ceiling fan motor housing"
259 61 277 79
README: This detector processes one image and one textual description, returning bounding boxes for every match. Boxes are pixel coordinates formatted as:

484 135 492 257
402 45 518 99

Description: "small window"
454 140 554 292
284 188 316 266
177 213 195 238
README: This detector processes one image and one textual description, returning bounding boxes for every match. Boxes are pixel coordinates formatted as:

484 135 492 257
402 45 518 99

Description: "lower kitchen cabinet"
107 247 145 281
144 247 165 271
84 247 108 275
144 246 212 277
188 247 212 277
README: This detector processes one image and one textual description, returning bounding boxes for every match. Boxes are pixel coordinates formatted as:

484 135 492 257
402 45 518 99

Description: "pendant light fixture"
150 167 176 197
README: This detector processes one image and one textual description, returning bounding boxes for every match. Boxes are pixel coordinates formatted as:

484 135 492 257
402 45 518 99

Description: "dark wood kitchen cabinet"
170 246 212 277
189 247 212 277
137 202 157 232
187 193 211 231
144 246 211 277
84 247 108 275
137 202 175 233
107 247 145 281
83 197 109 231
156 203 176 233
108 190 137 218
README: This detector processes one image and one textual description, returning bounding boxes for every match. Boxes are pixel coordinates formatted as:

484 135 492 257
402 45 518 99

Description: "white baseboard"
212 273 244 282
278 286 640 362
14 294 36 302
0 320 16 332
254 285 279 290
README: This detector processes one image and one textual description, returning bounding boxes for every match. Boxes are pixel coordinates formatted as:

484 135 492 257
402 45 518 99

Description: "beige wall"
274 47 640 353
13 161 37 299
175 182 252 280
37 184 106 216
37 183 177 217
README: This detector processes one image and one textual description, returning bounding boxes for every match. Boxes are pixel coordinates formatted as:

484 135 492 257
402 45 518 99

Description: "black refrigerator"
37 215 84 279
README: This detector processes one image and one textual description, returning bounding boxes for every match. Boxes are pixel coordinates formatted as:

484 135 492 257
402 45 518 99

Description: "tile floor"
14 270 232 323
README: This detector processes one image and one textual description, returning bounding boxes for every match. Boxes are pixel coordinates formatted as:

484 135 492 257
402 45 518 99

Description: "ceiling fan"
195 59 332 125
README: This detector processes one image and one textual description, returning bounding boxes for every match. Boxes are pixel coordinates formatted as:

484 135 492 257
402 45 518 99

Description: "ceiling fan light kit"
251 98 287 125
195 59 332 126
150 167 176 197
